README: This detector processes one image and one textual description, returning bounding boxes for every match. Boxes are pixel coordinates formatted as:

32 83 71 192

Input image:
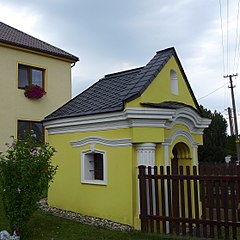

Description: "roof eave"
0 40 79 62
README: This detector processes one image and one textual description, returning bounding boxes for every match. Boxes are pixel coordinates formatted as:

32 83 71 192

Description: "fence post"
138 165 148 232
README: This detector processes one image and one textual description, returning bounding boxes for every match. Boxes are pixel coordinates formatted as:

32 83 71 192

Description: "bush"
0 134 57 237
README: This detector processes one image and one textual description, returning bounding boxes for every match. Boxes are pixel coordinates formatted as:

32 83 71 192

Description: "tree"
0 134 57 237
198 105 228 162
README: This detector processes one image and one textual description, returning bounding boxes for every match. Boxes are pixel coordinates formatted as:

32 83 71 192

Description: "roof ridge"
104 66 144 78
156 46 175 54
122 48 174 102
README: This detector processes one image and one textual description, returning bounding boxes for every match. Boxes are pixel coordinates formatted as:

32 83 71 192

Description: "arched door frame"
162 129 199 166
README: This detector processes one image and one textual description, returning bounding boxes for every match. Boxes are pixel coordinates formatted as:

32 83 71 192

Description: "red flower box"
24 85 46 99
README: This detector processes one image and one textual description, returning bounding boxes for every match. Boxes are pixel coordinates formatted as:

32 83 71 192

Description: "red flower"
24 85 46 99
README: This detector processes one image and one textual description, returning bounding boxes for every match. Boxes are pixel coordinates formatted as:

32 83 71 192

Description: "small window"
170 69 179 95
17 120 44 143
18 64 45 89
81 150 107 185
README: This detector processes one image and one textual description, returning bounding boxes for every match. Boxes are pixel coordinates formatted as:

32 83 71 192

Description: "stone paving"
38 198 134 232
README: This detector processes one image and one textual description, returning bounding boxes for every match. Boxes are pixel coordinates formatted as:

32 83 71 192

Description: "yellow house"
44 47 211 229
0 21 78 152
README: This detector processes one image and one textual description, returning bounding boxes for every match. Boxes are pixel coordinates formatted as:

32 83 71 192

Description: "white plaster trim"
136 143 156 151
165 107 211 134
136 143 156 167
44 107 211 135
165 129 199 146
81 149 107 186
193 146 197 166
44 108 174 134
71 136 132 148
163 145 170 166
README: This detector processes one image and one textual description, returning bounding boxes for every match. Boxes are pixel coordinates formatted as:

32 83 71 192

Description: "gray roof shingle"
45 47 200 121
0 21 78 62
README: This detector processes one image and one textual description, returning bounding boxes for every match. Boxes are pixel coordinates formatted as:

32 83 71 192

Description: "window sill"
81 179 107 186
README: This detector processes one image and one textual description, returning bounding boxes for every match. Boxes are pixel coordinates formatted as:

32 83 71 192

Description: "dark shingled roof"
45 47 200 121
0 21 79 62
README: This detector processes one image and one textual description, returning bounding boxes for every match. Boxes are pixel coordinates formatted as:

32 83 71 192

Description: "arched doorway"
171 142 191 225
171 142 191 173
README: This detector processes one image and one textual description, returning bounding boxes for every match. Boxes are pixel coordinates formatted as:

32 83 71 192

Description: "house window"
81 150 107 185
170 69 179 95
18 64 45 89
17 120 44 143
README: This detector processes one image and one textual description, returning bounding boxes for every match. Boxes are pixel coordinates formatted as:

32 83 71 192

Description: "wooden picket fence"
138 163 240 239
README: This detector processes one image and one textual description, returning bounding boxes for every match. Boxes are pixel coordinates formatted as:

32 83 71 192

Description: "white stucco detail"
193 145 198 166
44 107 211 135
71 136 132 148
167 129 198 146
136 143 156 166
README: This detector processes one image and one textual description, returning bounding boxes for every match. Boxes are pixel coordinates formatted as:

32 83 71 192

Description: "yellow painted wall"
0 45 72 152
132 127 164 143
48 129 135 226
126 56 197 109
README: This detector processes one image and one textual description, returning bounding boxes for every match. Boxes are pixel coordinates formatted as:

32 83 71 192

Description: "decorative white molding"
136 143 156 217
81 149 107 186
44 107 211 135
163 145 170 166
136 143 156 166
193 146 197 166
165 129 199 146
165 107 211 134
44 108 174 134
71 136 132 148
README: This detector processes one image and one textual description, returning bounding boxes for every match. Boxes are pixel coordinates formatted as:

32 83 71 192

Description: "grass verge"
0 196 205 240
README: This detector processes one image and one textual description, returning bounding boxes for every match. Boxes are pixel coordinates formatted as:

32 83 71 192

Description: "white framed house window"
81 149 107 185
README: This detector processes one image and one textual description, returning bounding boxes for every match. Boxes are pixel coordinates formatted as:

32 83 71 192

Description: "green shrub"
0 134 57 236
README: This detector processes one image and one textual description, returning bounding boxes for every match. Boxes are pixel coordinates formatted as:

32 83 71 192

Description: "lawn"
0 196 196 240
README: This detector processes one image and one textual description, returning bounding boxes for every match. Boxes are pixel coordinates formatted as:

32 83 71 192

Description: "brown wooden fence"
138 163 240 239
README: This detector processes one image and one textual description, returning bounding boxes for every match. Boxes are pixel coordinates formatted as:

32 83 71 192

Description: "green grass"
1 196 239 240
0 196 198 240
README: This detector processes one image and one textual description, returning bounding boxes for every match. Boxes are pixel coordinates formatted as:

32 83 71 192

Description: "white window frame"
81 149 107 185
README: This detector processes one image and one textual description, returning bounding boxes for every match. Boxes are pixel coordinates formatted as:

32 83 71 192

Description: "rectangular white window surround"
81 149 107 185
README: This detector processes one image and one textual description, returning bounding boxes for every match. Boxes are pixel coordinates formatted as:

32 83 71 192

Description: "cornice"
71 136 132 148
44 107 211 135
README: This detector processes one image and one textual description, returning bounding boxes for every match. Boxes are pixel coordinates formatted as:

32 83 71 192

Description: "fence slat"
172 164 180 235
193 166 200 237
222 172 230 239
160 166 166 234
179 166 186 236
138 165 148 232
147 166 154 233
199 171 207 238
229 165 237 240
138 163 240 239
166 166 173 233
204 164 214 239
154 166 160 233
215 179 222 239
186 166 193 236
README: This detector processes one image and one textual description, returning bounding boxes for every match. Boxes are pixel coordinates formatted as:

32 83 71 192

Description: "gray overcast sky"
1 0 240 122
